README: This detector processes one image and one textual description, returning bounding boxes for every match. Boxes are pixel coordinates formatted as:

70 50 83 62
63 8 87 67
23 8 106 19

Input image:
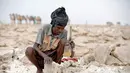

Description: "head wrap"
50 7 68 27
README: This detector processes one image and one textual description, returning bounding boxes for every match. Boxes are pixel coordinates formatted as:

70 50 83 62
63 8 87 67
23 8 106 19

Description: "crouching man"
25 7 74 73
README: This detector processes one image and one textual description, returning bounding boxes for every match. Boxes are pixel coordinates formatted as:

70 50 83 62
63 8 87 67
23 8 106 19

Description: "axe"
68 22 75 57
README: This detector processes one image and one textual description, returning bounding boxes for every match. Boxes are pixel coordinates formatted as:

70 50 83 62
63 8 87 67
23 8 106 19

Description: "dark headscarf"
50 7 68 27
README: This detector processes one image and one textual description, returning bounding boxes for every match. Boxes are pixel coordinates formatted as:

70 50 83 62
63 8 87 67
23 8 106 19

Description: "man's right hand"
44 56 52 64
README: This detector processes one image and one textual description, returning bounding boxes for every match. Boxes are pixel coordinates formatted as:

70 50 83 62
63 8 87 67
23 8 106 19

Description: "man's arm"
33 43 52 64
33 43 48 58
33 26 52 63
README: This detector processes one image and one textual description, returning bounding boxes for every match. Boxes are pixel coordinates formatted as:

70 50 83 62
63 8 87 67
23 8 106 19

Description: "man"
25 7 74 73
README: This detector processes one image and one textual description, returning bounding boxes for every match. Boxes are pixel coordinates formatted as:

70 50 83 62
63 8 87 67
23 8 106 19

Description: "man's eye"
57 27 60 29
58 28 62 30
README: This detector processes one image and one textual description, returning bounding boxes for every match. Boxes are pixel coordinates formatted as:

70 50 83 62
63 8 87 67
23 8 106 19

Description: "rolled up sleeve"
61 30 67 44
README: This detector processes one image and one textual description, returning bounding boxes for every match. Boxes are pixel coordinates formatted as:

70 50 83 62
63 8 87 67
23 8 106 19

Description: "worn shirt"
34 24 67 51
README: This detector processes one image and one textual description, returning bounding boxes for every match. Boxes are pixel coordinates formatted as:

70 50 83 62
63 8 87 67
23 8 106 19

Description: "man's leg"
56 40 65 64
25 47 43 73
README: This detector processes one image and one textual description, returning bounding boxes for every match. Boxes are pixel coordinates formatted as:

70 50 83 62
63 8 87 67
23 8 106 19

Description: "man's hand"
70 50 75 58
44 56 52 64
69 40 75 49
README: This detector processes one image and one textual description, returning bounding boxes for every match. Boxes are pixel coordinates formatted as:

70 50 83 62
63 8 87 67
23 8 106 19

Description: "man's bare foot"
37 69 43 73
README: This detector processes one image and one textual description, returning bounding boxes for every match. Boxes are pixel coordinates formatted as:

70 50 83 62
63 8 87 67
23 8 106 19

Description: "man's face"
52 25 65 35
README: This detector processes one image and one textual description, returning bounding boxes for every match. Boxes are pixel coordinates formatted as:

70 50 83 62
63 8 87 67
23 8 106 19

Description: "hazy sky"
0 0 130 25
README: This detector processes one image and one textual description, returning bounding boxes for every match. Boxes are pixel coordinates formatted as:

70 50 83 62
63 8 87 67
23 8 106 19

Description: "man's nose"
59 29 63 33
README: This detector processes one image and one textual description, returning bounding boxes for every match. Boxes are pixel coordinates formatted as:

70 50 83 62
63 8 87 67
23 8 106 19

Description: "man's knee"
25 47 34 56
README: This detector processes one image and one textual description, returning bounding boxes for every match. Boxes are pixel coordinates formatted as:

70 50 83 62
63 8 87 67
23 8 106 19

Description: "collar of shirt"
47 25 61 38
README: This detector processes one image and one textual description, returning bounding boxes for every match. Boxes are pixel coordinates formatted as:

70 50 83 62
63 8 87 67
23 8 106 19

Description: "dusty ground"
0 24 130 73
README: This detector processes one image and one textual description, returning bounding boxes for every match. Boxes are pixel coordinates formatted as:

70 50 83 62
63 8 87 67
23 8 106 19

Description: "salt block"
113 45 130 63
94 44 111 64
44 63 53 73
106 55 122 65
82 54 95 65
121 29 130 40
0 49 13 56
0 48 14 61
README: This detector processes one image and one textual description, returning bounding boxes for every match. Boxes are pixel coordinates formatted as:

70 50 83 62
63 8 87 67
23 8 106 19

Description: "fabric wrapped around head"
50 7 69 27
